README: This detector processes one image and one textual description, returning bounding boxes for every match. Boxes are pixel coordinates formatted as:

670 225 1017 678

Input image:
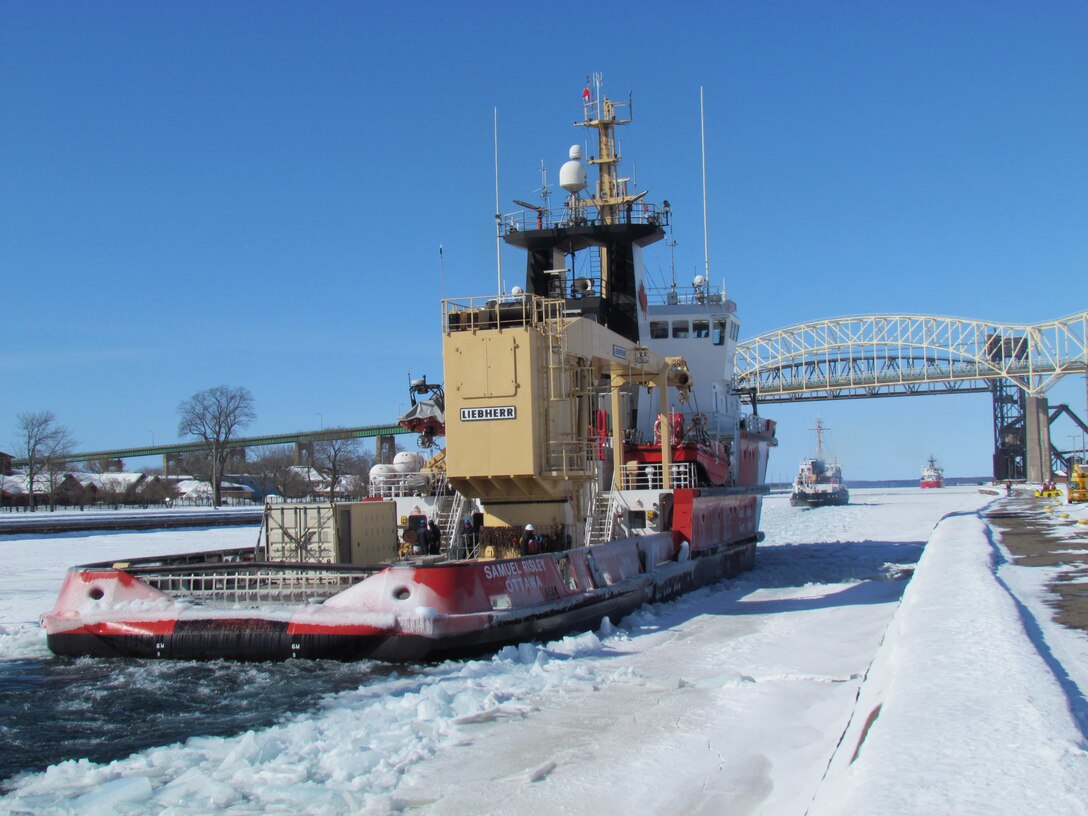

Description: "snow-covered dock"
0 506 262 536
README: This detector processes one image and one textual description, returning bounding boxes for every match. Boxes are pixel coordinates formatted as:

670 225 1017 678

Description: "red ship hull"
44 491 762 663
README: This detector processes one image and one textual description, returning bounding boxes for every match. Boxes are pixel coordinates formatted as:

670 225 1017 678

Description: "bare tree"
176 386 256 508
98 475 128 508
83 457 123 474
13 411 76 511
249 446 307 500
176 451 214 483
344 448 376 498
138 475 174 506
312 434 360 501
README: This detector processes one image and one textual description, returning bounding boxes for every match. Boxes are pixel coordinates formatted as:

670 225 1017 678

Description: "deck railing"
620 462 697 490
116 560 379 607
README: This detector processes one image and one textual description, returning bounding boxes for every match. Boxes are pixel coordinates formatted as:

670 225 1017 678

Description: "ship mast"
812 417 826 460
576 74 648 299
504 75 666 345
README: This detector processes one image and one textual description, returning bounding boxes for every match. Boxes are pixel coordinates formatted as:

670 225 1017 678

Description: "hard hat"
525 523 534 531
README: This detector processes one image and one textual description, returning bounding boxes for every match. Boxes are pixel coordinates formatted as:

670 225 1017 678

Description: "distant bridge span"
12 424 412 469
733 311 1088 402
732 311 1088 482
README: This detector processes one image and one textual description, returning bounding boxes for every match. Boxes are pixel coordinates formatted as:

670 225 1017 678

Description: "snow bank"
810 510 1088 815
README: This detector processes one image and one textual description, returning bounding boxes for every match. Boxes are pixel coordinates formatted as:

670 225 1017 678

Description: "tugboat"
790 418 849 507
920 455 944 489
41 79 776 662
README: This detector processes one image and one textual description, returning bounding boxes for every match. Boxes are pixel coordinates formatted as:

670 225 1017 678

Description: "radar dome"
693 275 705 287
560 145 587 193
511 285 523 296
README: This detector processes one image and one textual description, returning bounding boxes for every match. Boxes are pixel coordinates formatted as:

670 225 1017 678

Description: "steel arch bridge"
732 311 1088 481
733 311 1088 402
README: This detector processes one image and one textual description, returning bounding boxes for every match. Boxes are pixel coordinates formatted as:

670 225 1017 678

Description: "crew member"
428 519 442 555
520 523 537 555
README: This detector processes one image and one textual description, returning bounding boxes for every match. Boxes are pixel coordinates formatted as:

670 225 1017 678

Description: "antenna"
494 107 503 295
700 86 713 294
539 160 551 211
439 244 445 302
667 235 678 290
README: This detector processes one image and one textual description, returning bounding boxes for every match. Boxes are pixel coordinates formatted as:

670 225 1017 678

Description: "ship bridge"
732 311 1088 481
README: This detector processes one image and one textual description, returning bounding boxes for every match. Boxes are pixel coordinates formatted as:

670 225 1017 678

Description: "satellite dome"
560 145 587 193
511 285 523 296
525 523 534 531
693 275 705 287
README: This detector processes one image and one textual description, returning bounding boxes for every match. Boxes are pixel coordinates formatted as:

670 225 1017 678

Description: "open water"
0 655 406 789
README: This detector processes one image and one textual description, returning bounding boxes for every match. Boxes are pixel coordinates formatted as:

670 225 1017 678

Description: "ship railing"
501 203 669 234
620 462 697 490
643 283 736 310
545 439 597 476
367 472 438 499
740 414 774 435
129 561 380 606
443 294 566 334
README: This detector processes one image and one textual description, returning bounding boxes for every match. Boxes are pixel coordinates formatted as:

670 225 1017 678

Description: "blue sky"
3 1 1086 480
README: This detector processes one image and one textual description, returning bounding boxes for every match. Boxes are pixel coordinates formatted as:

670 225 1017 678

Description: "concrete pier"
985 496 1088 632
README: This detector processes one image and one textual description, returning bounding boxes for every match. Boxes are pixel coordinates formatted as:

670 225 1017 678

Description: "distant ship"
790 418 849 507
920 456 944 489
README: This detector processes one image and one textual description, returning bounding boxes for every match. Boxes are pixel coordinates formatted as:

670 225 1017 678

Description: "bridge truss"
733 312 1088 402
733 311 1088 480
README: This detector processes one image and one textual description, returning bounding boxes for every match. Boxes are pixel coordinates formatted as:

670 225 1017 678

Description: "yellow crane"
1069 463 1088 504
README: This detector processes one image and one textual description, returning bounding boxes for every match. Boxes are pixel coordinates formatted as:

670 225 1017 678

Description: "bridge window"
730 322 740 341
713 319 727 346
693 320 710 338
650 321 668 339
672 320 690 339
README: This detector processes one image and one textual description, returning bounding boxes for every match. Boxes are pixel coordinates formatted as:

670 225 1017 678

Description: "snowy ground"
0 487 1086 815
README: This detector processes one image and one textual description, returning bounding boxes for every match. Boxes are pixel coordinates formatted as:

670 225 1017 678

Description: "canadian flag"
582 87 591 103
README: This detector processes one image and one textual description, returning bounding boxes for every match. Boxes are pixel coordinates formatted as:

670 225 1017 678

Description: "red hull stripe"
76 620 177 637
286 623 389 636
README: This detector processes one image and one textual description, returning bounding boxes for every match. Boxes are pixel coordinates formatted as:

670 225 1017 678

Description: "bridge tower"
990 377 1026 481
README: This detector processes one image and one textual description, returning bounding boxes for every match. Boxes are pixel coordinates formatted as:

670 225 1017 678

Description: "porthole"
393 586 411 601
88 586 104 601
